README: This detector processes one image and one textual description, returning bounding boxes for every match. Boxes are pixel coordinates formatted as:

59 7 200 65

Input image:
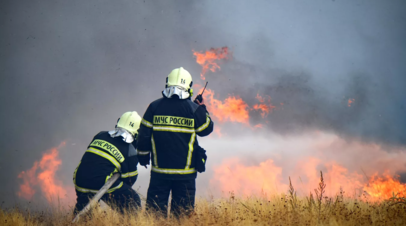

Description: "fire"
212 163 405 201
17 141 74 206
348 98 355 107
210 133 406 201
211 157 366 198
364 173 406 200
254 124 264 128
201 90 279 126
212 158 287 196
17 162 38 200
204 89 250 125
253 94 276 118
253 104 270 118
192 47 231 80
192 48 279 128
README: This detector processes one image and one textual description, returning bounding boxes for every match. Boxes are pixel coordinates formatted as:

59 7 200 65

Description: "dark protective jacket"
73 131 139 193
137 96 214 180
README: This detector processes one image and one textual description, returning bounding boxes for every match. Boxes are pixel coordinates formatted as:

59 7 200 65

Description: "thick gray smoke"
213 60 406 145
0 0 405 208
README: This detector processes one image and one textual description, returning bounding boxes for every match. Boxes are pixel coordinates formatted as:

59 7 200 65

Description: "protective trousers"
146 178 196 217
74 182 141 214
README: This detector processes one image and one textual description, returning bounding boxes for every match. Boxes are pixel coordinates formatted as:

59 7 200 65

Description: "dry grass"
2 173 406 226
2 195 406 226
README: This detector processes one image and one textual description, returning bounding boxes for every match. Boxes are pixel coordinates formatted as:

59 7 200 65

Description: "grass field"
2 195 406 225
2 174 406 226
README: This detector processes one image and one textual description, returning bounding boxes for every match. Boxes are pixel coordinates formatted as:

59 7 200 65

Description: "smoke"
0 0 405 208
213 62 406 146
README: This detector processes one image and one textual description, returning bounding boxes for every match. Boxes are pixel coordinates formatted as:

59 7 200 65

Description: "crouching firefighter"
137 67 213 217
73 111 142 214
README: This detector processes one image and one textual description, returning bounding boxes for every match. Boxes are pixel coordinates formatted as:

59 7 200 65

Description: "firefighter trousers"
146 178 196 217
74 182 141 214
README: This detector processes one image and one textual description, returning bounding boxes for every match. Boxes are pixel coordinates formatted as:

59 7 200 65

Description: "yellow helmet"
166 67 193 90
116 111 142 136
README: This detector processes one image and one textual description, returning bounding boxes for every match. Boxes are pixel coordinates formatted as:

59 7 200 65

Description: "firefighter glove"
138 153 151 167
194 94 203 105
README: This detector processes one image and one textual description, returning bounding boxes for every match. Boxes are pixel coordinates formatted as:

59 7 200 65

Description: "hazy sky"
0 0 405 208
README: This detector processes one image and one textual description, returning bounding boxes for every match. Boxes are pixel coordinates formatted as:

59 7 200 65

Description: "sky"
0 0 405 208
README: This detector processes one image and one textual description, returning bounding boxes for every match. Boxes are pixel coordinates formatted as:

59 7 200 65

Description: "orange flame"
253 94 276 118
212 158 286 196
254 124 264 128
348 98 355 107
211 155 406 201
17 141 74 206
211 157 366 197
204 89 250 125
253 104 270 118
17 163 38 200
192 47 231 80
192 48 279 129
201 91 279 126
363 173 406 200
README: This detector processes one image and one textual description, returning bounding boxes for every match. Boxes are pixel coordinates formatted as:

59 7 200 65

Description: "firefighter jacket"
137 97 214 180
73 131 139 193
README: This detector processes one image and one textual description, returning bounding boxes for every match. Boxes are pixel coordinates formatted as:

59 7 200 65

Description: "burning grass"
3 174 406 226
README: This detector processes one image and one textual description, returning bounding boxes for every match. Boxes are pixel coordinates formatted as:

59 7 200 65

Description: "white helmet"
166 67 193 90
116 111 142 136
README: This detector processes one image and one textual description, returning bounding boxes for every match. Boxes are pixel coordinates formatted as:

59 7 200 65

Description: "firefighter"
73 111 142 214
137 67 214 217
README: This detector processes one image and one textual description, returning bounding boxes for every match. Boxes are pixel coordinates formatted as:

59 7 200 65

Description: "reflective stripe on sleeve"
185 133 196 169
153 126 195 133
75 181 123 194
107 182 123 193
151 166 196 174
151 135 158 167
87 147 121 171
121 170 138 178
105 169 119 183
196 116 211 132
141 119 153 128
73 162 81 185
137 150 150 155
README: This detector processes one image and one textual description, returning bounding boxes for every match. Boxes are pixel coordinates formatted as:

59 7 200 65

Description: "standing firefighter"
137 67 214 217
73 111 142 214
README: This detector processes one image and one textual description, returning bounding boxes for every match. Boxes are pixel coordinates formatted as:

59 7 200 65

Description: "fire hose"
72 173 120 223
